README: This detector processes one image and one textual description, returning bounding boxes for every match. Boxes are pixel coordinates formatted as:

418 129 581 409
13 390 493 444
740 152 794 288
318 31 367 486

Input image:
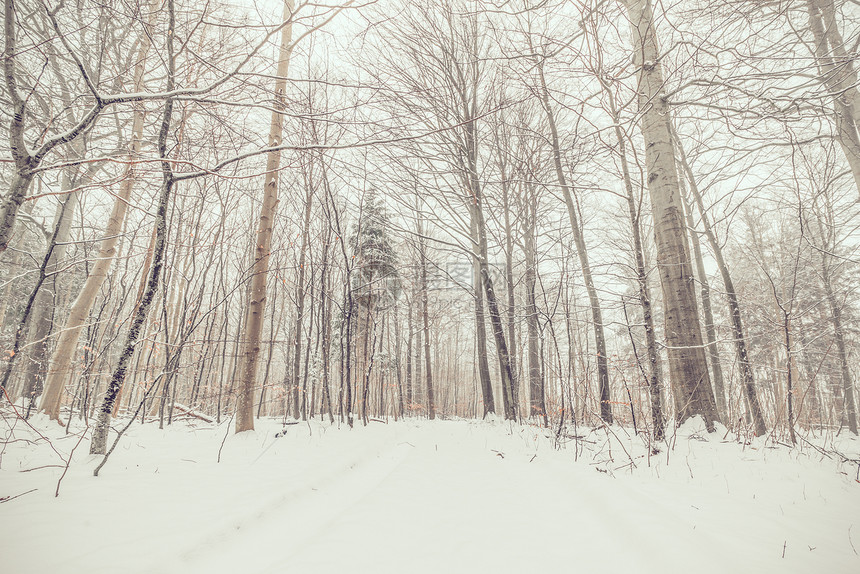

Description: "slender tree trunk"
671 123 765 435
320 240 334 422
599 81 665 437
622 0 719 428
536 59 612 424
783 312 797 445
679 178 727 422
235 0 294 433
290 186 313 419
39 5 156 419
524 183 544 421
417 216 435 420
806 0 860 199
820 255 858 434
501 175 518 411
90 0 177 455
405 292 414 411
471 218 495 416
21 186 79 404
472 192 516 420
394 299 404 419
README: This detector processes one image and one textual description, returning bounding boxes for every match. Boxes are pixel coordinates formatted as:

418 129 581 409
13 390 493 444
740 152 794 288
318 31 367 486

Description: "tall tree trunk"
405 292 414 411
622 0 719 428
601 82 666 438
21 188 79 405
679 179 727 422
39 4 156 420
290 186 313 419
320 237 334 422
820 253 858 434
471 218 495 416
90 0 177 455
417 215 435 419
500 169 518 412
472 191 516 420
524 181 545 421
235 0 294 433
300 265 316 421
536 59 612 424
806 0 860 199
671 123 766 435
393 299 404 419
461 104 513 419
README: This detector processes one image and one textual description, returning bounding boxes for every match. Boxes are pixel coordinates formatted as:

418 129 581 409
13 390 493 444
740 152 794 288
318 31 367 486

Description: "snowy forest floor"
1 412 859 574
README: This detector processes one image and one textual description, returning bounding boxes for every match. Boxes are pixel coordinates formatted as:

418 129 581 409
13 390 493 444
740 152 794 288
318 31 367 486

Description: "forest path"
2 418 858 574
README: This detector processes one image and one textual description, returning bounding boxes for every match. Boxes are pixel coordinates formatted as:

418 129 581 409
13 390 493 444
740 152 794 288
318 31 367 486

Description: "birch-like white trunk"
622 0 719 428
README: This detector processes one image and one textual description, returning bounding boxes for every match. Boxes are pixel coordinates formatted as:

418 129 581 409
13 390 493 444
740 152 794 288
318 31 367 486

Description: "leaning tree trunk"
500 171 519 412
672 123 766 435
463 106 514 419
536 59 612 424
473 190 517 421
90 0 177 455
470 202 495 416
21 187 79 405
622 0 719 428
234 0 295 433
40 4 157 420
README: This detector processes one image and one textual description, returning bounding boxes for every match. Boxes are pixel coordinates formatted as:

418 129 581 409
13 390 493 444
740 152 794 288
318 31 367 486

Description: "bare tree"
620 0 719 428
235 0 295 433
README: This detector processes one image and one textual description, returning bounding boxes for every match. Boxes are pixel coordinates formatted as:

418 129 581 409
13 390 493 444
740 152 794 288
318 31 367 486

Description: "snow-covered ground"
1 413 858 573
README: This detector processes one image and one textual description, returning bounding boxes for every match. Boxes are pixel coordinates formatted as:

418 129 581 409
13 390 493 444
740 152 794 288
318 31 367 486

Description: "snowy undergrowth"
1 409 858 574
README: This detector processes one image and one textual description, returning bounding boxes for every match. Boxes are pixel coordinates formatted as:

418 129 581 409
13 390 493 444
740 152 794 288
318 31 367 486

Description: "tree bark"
523 181 545 421
90 0 177 455
235 0 294 433
290 186 313 419
473 192 516 420
820 251 858 434
806 0 860 199
600 81 666 438
536 59 612 424
679 176 727 422
622 0 719 429
471 206 495 416
39 3 156 420
671 123 766 435
417 215 435 419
